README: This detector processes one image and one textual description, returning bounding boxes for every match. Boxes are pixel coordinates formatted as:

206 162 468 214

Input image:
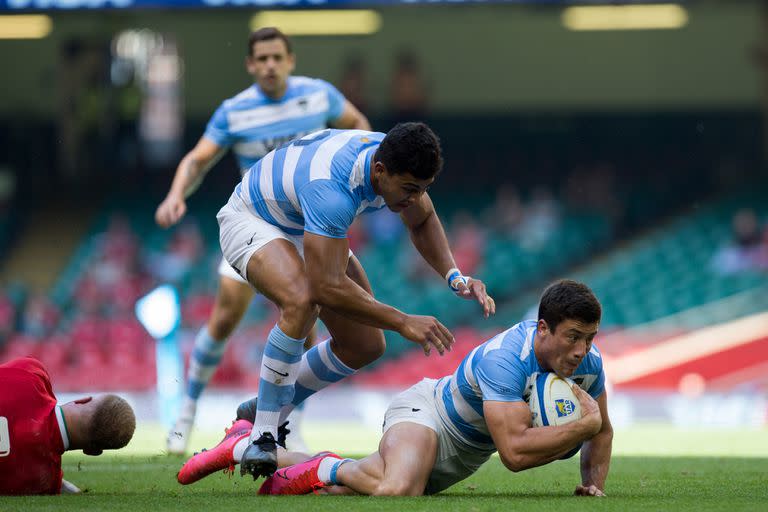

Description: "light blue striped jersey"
204 76 346 172
434 320 605 454
235 129 387 238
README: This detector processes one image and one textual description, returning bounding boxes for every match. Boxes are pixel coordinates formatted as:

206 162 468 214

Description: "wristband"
445 268 468 293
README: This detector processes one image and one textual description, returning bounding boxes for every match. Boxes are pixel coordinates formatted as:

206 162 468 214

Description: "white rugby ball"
529 372 582 428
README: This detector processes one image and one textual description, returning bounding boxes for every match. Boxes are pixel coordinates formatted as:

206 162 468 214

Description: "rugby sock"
279 339 356 422
318 457 354 485
187 327 227 402
251 324 305 441
232 436 250 461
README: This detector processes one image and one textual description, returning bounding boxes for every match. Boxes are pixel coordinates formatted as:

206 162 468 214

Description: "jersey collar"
363 147 378 201
55 406 70 451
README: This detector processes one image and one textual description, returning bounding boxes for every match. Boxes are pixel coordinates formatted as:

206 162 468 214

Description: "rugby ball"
529 372 582 428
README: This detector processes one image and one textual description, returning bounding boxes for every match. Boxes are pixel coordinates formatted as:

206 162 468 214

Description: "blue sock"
187 327 227 400
279 339 355 422
252 324 305 440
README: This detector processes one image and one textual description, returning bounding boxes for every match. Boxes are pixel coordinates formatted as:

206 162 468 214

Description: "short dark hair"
248 27 292 57
375 122 443 180
538 279 601 333
88 394 136 451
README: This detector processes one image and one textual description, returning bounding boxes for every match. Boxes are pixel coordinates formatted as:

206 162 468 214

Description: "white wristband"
445 268 468 293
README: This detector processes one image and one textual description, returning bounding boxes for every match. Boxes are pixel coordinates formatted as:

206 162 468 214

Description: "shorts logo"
555 399 575 418
246 232 258 245
0 417 10 457
321 225 346 237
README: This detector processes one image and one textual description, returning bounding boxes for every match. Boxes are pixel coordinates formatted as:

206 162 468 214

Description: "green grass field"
2 424 767 511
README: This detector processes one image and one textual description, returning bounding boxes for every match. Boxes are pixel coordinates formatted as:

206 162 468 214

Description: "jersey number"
0 417 10 457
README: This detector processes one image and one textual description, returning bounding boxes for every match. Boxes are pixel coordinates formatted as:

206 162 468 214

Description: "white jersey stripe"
227 90 329 132
309 130 367 182
482 330 507 356
282 145 303 212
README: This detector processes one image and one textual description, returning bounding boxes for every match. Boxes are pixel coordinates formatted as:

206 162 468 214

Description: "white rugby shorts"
383 378 493 494
217 191 352 283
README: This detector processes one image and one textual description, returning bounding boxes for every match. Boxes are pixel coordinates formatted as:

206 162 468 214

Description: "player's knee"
355 329 386 364
372 479 421 496
281 290 319 325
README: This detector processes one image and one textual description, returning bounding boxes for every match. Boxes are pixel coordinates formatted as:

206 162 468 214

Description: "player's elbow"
598 422 614 444
499 451 529 473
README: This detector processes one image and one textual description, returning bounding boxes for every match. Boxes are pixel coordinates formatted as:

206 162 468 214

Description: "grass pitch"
2 424 766 512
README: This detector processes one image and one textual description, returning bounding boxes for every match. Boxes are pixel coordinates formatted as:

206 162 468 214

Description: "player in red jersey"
0 357 136 495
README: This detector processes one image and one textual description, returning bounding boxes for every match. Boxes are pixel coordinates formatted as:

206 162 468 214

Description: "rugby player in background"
155 27 370 454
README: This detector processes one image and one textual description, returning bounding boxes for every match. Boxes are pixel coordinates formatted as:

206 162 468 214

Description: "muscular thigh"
245 239 310 308
319 254 385 369
378 422 438 495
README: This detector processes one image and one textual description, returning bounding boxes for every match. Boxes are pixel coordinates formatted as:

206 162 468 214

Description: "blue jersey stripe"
441 384 494 445
246 161 280 227
536 373 550 426
270 146 303 225
454 360 485 417
292 131 330 196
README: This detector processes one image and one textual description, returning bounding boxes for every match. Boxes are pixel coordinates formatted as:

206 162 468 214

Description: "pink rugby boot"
258 452 341 495
177 419 253 485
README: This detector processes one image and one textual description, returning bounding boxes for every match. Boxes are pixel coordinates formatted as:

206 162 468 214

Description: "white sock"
317 457 352 485
232 436 250 462
178 397 197 423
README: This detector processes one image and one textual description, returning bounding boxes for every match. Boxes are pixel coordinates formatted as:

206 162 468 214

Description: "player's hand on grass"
155 194 187 228
572 384 602 436
399 315 454 356
454 278 496 319
574 484 605 497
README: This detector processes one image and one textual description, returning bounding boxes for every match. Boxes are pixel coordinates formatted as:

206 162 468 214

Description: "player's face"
373 163 434 212
247 39 295 98
538 318 599 378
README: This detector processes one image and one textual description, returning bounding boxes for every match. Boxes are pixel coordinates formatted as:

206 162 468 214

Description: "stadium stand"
0 172 764 393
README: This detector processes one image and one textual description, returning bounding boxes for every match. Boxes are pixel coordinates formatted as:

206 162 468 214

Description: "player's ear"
83 447 103 456
374 161 388 177
537 319 550 336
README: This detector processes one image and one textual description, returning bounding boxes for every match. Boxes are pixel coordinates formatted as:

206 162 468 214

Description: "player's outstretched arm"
575 391 613 497
485 390 602 473
155 137 225 228
400 194 495 318
331 100 371 131
304 232 453 356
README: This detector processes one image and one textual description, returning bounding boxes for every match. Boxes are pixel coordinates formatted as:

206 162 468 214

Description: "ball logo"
554 399 575 418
